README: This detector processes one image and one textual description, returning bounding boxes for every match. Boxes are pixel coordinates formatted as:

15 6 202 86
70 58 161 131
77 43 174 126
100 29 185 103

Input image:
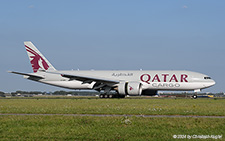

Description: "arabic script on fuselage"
112 73 133 77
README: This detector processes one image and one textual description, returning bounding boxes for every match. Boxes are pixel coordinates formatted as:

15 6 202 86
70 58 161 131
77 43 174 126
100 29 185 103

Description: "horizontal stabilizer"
8 71 44 79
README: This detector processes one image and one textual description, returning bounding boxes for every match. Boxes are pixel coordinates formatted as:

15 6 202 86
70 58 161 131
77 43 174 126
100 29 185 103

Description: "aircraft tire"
99 94 104 98
99 94 125 99
192 95 198 99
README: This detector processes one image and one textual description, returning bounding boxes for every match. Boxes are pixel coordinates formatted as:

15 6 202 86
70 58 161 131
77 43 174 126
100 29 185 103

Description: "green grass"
0 115 224 140
0 98 224 140
0 98 224 116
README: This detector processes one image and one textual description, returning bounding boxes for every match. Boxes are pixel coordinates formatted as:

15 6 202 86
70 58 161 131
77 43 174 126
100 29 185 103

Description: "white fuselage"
11 41 216 96
29 70 215 91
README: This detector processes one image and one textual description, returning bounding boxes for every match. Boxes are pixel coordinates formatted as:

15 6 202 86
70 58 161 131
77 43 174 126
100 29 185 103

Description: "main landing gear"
99 94 125 98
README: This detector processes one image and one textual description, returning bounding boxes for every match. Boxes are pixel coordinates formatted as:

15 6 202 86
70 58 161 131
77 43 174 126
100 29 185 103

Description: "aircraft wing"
8 71 44 79
61 73 119 84
46 72 120 92
47 71 119 84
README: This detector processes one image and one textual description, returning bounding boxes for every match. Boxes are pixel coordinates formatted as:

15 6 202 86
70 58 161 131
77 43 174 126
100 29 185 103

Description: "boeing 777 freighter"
9 42 215 98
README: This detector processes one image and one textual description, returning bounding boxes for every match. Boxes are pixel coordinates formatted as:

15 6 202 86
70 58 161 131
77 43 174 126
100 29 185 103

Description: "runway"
0 113 225 118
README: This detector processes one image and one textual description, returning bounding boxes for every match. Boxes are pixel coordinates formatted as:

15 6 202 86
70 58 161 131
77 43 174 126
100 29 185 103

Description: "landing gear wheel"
192 94 197 99
99 94 125 99
99 94 104 98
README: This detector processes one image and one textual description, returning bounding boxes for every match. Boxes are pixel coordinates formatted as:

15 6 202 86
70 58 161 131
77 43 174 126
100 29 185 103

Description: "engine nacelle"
118 82 142 96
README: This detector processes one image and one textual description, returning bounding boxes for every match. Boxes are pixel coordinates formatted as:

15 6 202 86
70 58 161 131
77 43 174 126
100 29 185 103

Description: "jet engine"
117 82 142 96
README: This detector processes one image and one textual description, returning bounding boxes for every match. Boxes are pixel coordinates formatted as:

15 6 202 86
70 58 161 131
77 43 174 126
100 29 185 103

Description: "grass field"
0 98 224 116
0 98 224 140
0 116 224 140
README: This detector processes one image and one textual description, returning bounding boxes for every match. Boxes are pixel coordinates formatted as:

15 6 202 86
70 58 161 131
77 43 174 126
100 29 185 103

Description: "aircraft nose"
203 79 216 88
211 80 216 86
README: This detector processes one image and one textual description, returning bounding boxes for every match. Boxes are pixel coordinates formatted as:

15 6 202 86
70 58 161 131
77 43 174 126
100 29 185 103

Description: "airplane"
9 41 216 98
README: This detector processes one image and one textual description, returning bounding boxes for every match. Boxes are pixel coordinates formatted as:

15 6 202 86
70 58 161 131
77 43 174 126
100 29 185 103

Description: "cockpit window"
204 77 211 79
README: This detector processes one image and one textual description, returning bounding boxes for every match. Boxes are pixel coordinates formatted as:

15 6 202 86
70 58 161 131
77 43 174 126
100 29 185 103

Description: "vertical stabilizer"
24 41 56 73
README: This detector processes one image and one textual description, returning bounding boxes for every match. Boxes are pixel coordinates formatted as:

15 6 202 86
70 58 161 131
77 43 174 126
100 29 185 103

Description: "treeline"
11 91 45 95
51 91 100 95
0 90 101 96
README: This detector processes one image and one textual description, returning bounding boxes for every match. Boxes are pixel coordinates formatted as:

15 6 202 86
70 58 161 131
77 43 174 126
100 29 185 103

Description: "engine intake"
118 82 142 96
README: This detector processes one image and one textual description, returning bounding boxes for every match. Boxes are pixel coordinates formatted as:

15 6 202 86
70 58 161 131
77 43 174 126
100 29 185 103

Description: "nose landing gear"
192 94 198 99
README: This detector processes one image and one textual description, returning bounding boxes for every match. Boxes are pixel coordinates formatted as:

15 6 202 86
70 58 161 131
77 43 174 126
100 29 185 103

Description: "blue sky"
1 0 225 93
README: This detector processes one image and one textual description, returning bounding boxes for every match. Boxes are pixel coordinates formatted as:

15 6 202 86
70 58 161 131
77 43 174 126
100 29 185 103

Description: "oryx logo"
129 86 134 91
25 45 49 72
